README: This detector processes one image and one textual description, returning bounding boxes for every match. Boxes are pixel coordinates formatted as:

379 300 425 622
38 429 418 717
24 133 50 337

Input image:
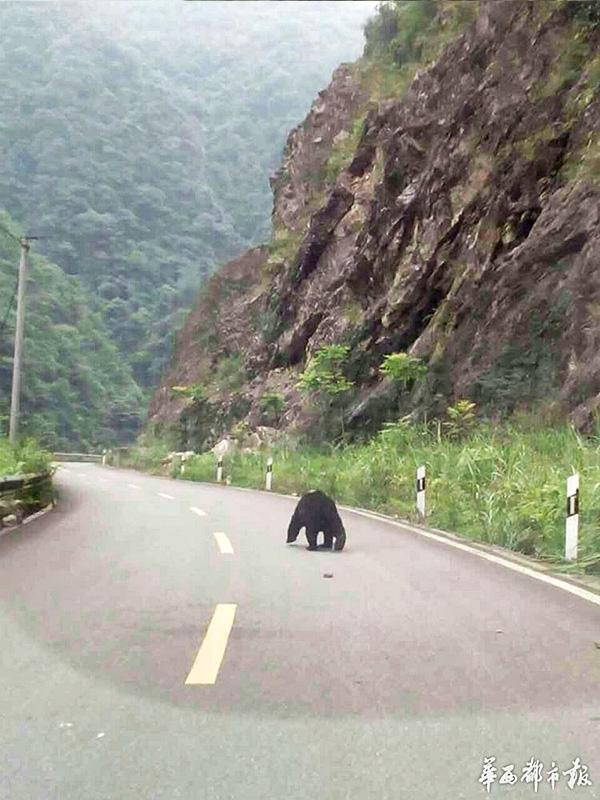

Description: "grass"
0 437 53 476
561 130 600 187
128 416 600 575
115 428 175 474
536 26 594 99
214 354 246 392
265 226 303 271
355 57 416 103
324 116 366 183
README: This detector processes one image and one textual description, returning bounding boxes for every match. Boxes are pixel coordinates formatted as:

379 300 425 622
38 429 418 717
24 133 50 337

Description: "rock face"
270 63 370 234
150 1 600 447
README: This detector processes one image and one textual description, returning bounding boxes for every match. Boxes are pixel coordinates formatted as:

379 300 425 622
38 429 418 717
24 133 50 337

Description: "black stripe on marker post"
567 489 579 517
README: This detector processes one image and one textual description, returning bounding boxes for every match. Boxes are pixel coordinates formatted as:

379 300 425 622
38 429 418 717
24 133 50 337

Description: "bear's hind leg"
322 531 334 549
305 528 318 550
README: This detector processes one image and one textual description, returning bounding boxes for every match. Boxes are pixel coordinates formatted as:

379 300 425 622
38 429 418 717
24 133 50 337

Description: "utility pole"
9 237 35 444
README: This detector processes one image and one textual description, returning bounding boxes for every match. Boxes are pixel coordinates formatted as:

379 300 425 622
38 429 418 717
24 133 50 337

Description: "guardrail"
103 447 131 467
0 471 55 526
53 452 103 463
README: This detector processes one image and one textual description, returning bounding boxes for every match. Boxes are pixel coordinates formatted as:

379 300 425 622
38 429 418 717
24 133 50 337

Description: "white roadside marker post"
565 473 579 561
266 457 273 491
102 449 107 466
216 457 223 484
416 465 426 519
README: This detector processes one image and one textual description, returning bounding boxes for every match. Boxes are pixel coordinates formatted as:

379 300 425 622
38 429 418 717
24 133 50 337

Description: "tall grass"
0 437 52 476
130 419 600 574
116 429 174 474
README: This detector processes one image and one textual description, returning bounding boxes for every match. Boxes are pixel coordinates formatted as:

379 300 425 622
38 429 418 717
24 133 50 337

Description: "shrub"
379 352 427 386
259 392 285 423
297 345 354 398
443 399 477 439
170 384 206 402
298 344 355 438
215 355 246 392
0 437 52 475
364 1 437 65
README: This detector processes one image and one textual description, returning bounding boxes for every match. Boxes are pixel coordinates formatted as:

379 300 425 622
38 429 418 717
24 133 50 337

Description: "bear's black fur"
286 490 346 551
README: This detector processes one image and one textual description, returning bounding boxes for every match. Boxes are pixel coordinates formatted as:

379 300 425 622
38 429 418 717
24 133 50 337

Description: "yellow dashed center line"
185 603 237 685
213 531 234 555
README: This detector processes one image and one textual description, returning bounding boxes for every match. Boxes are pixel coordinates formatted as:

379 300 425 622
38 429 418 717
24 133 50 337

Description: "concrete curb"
0 501 56 538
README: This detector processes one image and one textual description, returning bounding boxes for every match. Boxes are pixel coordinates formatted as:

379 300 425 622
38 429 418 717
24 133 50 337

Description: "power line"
0 275 18 335
0 223 21 245
0 226 26 335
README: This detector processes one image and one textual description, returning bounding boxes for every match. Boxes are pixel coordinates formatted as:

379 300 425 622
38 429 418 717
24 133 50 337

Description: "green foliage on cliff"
259 392 286 424
364 0 437 64
297 345 354 398
363 0 480 65
325 117 366 183
380 352 427 386
0 213 143 450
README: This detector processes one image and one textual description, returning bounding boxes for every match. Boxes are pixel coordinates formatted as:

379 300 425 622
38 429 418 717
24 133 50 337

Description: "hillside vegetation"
0 0 373 441
0 213 142 449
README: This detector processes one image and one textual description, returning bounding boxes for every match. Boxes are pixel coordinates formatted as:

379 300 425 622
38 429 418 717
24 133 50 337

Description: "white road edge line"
158 492 175 500
213 531 234 555
191 482 600 608
339 506 600 609
190 506 207 517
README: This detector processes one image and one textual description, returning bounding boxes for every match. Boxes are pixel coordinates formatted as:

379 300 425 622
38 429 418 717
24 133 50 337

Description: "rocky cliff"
149 0 600 449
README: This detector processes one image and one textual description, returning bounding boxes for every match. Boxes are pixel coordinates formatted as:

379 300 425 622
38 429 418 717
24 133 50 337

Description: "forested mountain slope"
149 0 600 449
0 0 374 402
0 213 142 449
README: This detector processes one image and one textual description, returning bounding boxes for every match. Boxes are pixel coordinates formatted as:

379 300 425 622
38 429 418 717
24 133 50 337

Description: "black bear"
286 490 346 551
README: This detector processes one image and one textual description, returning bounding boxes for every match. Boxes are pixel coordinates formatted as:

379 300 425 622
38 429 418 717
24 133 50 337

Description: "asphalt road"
1 463 599 799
